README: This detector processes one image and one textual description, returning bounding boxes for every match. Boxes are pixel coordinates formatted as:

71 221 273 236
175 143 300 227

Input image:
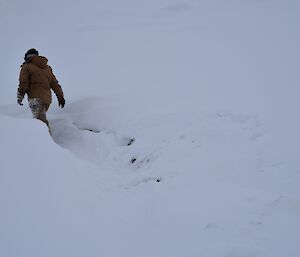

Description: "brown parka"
18 56 64 106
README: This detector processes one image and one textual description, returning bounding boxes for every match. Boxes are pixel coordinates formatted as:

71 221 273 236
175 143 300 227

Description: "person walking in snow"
17 48 65 127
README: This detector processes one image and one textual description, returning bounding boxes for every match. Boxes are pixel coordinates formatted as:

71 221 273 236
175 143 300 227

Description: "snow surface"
1 0 300 257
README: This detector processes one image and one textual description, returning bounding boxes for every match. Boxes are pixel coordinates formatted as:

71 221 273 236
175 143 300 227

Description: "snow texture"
1 0 300 257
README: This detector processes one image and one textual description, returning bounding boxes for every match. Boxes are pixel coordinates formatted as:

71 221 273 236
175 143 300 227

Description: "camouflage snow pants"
29 98 50 127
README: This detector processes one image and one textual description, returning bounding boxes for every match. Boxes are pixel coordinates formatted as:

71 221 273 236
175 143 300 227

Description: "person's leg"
29 98 49 127
44 103 52 135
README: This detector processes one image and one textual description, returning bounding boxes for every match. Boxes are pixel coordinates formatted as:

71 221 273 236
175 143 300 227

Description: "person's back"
17 48 65 128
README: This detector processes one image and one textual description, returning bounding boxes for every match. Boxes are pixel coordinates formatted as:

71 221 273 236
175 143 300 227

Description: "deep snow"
1 0 300 257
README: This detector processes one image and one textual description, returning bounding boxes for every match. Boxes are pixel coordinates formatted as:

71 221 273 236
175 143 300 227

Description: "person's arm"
50 67 65 108
17 65 29 105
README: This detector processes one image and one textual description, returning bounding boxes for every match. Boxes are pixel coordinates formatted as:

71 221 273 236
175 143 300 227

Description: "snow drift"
1 0 300 256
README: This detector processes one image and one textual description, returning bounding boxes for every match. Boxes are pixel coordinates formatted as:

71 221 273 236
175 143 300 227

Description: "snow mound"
46 98 266 189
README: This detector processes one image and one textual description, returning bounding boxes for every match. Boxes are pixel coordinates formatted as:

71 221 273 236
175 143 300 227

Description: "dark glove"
17 90 24 106
58 97 65 108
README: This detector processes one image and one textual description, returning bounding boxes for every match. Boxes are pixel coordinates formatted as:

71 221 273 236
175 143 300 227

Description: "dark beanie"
24 48 39 61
